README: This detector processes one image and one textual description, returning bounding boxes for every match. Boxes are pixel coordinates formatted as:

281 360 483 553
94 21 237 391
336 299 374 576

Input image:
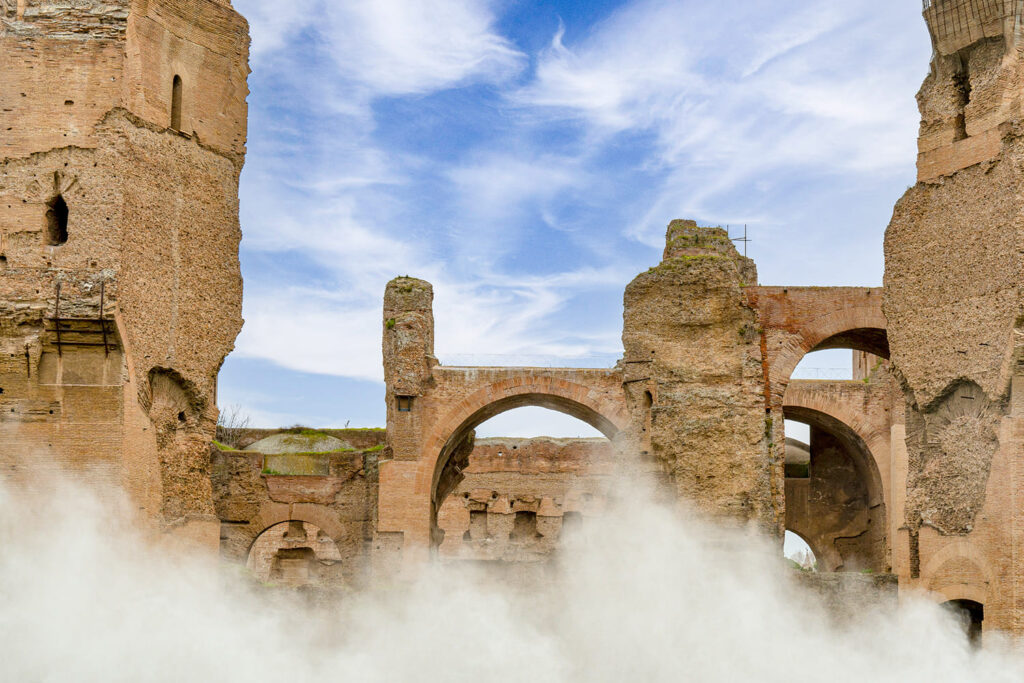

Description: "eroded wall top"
1 0 249 159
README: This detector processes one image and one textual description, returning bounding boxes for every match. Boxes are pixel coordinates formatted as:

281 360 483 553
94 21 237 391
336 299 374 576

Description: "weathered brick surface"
436 437 615 562
0 0 248 550
210 447 378 589
882 0 1024 635
6 0 1022 637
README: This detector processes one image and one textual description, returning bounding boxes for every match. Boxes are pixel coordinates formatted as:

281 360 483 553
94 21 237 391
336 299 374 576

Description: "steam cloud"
0 474 1017 682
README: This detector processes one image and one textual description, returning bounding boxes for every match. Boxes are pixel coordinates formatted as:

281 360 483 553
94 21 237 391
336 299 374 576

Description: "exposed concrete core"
881 0 1024 634
622 220 773 531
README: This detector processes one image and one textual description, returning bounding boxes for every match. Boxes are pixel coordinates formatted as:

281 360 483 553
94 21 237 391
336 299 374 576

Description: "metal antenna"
731 224 751 257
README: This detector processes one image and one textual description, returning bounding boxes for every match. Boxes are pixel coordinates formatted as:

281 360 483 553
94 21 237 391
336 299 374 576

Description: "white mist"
0 476 1017 682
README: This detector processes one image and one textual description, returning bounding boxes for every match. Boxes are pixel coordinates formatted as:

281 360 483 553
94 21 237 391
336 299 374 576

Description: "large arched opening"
782 404 888 572
777 319 891 573
431 395 621 561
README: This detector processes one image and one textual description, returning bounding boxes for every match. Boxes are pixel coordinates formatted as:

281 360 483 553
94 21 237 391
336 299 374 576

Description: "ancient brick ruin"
0 0 247 550
2 0 1021 641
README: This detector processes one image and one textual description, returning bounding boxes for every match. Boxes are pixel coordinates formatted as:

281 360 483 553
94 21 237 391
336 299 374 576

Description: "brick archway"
424 378 628 502
782 404 884 507
378 368 628 567
771 317 889 391
752 286 888 396
783 380 891 511
422 379 628 552
240 503 347 559
782 397 889 572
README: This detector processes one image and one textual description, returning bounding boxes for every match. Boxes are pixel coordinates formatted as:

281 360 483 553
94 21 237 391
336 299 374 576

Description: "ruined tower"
620 220 775 532
0 0 249 549
884 0 1024 632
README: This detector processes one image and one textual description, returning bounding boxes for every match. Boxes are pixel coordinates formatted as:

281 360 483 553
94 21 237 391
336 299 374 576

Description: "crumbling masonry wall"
377 229 897 574
211 442 381 590
883 0 1024 634
0 0 248 550
621 221 774 531
436 438 616 563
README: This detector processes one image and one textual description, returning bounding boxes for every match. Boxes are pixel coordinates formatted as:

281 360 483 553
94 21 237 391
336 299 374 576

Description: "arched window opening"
784 530 816 571
170 74 183 131
45 194 68 246
435 404 613 562
942 599 983 647
246 520 342 587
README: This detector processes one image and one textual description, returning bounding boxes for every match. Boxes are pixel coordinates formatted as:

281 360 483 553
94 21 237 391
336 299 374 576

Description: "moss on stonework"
282 427 330 439
389 276 429 295
288 448 356 456
212 440 235 451
385 318 396 329
364 443 385 452
656 254 727 270
666 232 731 248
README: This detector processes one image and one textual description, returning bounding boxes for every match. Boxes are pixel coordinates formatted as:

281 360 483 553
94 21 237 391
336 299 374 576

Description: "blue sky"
219 0 932 436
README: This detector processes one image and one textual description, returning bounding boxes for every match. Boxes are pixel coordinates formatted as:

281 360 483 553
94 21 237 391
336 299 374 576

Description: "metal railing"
437 353 620 369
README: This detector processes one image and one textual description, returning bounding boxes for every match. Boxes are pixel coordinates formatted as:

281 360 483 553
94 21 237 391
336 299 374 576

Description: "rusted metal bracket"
47 281 117 354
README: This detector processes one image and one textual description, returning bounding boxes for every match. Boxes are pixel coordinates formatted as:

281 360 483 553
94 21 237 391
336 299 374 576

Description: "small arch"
942 599 983 647
170 75 183 131
45 194 68 246
769 309 888 389
783 405 884 508
784 529 817 571
246 520 343 586
783 406 887 572
433 399 618 557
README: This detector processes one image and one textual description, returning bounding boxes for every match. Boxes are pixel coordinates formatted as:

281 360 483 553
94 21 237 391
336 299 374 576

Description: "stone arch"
782 404 885 509
424 378 627 502
771 306 888 389
785 527 829 571
782 403 888 571
924 549 990 647
419 378 627 549
243 503 346 556
245 518 345 586
922 541 992 599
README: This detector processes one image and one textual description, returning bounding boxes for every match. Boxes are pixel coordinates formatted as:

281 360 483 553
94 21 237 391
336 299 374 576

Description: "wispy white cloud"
322 0 525 95
226 0 930 424
514 0 927 245
240 0 524 96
